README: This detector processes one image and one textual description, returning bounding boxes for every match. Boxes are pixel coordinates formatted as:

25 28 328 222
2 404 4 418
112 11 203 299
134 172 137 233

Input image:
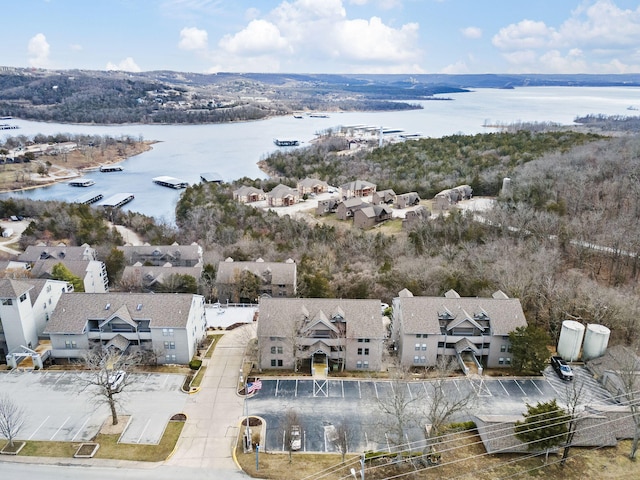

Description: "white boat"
69 179 96 187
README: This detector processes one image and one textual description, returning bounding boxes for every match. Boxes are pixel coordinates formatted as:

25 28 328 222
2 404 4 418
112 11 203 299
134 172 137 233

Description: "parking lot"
247 366 616 453
0 369 186 444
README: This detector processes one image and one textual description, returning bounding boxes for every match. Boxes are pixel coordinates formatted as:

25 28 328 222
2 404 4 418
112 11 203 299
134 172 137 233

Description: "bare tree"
80 346 142 426
330 416 355 463
560 378 587 465
0 395 26 448
616 348 640 459
281 408 302 463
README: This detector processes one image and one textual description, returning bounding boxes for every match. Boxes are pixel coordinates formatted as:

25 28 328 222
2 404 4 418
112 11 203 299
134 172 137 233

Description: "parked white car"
108 370 126 392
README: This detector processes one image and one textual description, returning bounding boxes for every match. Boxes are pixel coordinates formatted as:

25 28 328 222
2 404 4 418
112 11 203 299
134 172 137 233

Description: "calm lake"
2 86 638 221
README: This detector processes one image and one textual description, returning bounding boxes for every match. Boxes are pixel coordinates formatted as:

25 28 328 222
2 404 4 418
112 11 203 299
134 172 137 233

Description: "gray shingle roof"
257 298 385 339
18 244 95 262
217 260 296 285
0 279 34 298
395 294 527 335
43 292 200 334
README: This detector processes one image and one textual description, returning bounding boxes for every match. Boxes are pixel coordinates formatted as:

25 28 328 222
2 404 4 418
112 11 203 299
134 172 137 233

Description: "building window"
500 345 506 352
271 359 276 367
420 356 426 364
162 328 174 336
499 358 505 365
164 341 176 350
270 346 283 354
414 356 420 364
19 293 27 302
64 340 77 349
363 361 369 369
1 299 12 306
165 354 176 362
415 343 420 351
364 348 369 355
357 348 363 355
358 338 371 343
421 344 427 351
505 357 511 365
437 342 445 348
356 361 362 369
416 334 421 339
507 345 512 353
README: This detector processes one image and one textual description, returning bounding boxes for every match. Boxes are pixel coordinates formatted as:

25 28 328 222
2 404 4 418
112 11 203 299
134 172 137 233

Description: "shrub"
189 359 202 370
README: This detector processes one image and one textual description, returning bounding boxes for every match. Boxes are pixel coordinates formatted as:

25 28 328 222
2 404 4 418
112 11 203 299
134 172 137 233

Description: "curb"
164 413 188 461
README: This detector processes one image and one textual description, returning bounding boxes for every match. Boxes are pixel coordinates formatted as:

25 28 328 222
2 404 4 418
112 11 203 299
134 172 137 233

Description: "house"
43 293 207 365
433 185 473 212
257 298 386 373
117 243 202 267
402 205 430 229
391 289 527 370
339 180 376 199
336 198 367 220
233 185 266 203
120 264 203 292
18 243 97 263
27 258 109 293
372 189 396 205
395 192 421 209
215 258 297 302
267 184 300 207
585 345 640 400
353 205 392 229
297 178 329 196
0 278 72 366
316 197 340 216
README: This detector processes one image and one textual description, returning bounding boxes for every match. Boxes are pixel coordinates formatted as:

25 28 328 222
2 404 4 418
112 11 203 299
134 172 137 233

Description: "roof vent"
136 303 143 311
105 303 111 310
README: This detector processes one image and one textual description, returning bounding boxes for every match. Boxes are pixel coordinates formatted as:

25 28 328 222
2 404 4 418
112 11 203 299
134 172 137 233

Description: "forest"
2 120 640 350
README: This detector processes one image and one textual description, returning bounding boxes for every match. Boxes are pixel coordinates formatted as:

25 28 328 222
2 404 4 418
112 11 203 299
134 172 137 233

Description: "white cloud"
461 26 482 39
179 27 208 51
106 57 141 72
28 33 50 68
208 0 422 72
492 19 557 50
69 44 83 52
218 19 289 55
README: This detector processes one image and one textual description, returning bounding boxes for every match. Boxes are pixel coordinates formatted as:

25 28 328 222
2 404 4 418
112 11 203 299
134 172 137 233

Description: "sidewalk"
165 325 254 475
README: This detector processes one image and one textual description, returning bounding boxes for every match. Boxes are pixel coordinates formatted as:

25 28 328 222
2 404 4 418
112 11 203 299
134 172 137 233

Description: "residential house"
28 258 109 293
339 180 376 200
402 205 430 229
372 189 396 205
267 184 300 207
215 258 297 302
233 185 266 203
433 185 473 212
18 243 97 263
121 264 203 292
395 192 421 209
257 298 386 373
391 289 527 370
117 243 202 267
336 198 367 220
586 345 640 400
0 278 73 367
297 178 329 196
43 293 207 365
316 197 340 216
353 205 392 229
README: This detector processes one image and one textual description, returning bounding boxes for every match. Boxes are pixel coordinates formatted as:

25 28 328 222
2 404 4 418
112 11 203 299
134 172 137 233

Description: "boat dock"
99 165 123 172
74 192 104 205
68 179 96 187
101 193 134 208
153 176 189 189
0 124 19 130
274 139 300 147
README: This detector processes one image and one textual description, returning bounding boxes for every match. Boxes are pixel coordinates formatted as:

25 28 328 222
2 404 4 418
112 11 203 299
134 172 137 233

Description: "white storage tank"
582 324 611 361
557 320 585 362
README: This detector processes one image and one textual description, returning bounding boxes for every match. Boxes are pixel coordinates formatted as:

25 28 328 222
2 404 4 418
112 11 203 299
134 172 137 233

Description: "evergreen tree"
509 325 551 374
515 399 568 457
51 262 84 292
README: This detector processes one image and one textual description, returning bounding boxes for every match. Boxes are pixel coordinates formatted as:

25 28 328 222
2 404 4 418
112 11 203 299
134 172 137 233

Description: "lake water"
1 86 638 221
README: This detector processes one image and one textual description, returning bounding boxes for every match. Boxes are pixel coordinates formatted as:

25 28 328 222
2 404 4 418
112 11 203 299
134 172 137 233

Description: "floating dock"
152 176 189 189
74 192 103 205
0 124 19 130
274 139 300 147
101 193 134 208
69 179 96 187
100 165 123 172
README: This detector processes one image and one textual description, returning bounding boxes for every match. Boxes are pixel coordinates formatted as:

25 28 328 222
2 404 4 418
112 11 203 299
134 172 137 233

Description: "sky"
2 0 640 75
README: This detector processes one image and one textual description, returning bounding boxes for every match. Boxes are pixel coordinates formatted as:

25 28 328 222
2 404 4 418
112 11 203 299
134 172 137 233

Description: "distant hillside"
0 67 638 124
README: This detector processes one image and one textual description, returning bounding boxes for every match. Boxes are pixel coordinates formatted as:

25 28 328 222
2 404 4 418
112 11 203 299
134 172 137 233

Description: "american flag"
247 379 262 394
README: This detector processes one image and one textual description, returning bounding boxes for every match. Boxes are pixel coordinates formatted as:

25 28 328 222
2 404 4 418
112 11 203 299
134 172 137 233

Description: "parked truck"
551 356 574 381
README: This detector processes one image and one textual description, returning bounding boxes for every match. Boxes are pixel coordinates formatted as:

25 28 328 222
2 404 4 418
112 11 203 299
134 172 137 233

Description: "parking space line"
498 380 509 395
136 418 151 444
453 379 461 393
295 379 298 397
162 375 169 388
275 379 280 397
423 382 429 396
341 381 344 398
28 416 50 440
374 382 379 399
72 416 91 442
358 381 362 399
50 417 70 440
407 383 413 399
545 376 561 396
515 380 527 396
54 372 66 385
531 380 543 395
143 373 151 385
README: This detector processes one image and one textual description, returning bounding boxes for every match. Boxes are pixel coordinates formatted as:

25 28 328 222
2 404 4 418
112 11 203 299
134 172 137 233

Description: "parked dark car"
551 356 574 381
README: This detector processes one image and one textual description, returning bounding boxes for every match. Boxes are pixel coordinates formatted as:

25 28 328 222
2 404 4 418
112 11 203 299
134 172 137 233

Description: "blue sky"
3 0 640 74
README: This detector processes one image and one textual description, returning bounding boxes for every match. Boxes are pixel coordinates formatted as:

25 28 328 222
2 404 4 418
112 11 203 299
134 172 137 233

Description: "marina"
68 179 96 187
152 176 189 189
74 192 104 205
99 165 123 172
273 139 300 147
100 193 135 208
